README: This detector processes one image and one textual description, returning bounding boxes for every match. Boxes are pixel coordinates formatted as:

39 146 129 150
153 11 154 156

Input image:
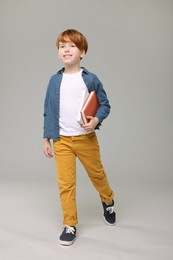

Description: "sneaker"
102 200 116 225
59 225 76 246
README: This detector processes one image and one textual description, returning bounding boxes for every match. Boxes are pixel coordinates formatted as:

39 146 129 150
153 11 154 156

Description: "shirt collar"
57 67 89 75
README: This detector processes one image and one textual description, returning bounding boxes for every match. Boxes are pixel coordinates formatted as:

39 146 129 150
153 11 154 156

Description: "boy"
43 29 116 246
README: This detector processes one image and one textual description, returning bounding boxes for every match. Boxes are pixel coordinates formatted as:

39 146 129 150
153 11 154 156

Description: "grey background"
0 0 173 259
1 0 172 184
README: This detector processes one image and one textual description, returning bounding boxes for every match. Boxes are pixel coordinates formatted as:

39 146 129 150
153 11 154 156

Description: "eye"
59 45 65 48
70 44 76 47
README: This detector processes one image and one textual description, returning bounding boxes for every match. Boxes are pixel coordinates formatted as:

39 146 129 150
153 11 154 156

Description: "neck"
64 64 81 74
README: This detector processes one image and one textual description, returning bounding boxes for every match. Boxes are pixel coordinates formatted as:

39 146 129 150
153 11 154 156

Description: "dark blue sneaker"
102 200 116 225
59 226 76 246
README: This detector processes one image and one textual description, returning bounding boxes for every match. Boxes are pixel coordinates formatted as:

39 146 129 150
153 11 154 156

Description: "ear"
80 49 86 59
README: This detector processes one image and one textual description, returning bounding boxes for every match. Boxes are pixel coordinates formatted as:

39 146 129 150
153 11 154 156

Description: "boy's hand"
43 139 53 158
81 116 99 133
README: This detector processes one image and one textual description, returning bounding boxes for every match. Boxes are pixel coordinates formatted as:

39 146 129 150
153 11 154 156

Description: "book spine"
81 111 87 124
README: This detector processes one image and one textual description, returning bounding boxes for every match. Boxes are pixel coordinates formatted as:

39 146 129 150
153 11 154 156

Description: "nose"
64 45 70 52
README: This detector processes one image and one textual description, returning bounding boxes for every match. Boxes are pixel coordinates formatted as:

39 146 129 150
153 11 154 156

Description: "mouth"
63 54 72 58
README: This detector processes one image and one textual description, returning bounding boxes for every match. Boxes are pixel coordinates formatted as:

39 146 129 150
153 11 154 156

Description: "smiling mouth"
64 54 72 57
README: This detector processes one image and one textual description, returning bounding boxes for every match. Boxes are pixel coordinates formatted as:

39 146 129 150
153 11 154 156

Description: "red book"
80 91 99 124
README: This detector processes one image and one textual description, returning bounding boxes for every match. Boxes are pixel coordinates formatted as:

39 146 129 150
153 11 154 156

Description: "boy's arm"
88 74 111 126
43 138 53 158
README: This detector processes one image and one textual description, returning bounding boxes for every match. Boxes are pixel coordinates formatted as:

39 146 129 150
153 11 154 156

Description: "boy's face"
58 41 85 66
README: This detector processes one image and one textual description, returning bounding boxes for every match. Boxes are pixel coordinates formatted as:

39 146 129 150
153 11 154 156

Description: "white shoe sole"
59 237 76 246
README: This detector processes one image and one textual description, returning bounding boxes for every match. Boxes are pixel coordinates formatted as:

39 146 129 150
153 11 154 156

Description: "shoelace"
65 225 75 234
106 206 114 214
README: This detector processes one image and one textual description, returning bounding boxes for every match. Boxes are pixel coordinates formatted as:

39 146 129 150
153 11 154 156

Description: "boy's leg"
73 132 114 203
53 136 78 227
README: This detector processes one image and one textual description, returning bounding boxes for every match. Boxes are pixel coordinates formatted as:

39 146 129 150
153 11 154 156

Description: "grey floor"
0 177 173 260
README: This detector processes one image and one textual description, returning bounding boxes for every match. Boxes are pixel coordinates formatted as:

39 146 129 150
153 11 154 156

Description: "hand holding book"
80 91 99 124
81 116 99 133
79 90 99 133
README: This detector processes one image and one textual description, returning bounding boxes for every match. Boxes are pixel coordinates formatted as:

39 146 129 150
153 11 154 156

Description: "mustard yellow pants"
53 132 114 226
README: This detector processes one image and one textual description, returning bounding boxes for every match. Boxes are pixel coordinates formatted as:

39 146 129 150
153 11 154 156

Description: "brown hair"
56 29 88 53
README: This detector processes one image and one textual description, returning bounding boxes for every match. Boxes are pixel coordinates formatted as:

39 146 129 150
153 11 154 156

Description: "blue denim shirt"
43 67 111 140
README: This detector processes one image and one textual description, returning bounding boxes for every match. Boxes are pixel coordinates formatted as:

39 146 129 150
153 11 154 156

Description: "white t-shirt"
59 70 89 136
